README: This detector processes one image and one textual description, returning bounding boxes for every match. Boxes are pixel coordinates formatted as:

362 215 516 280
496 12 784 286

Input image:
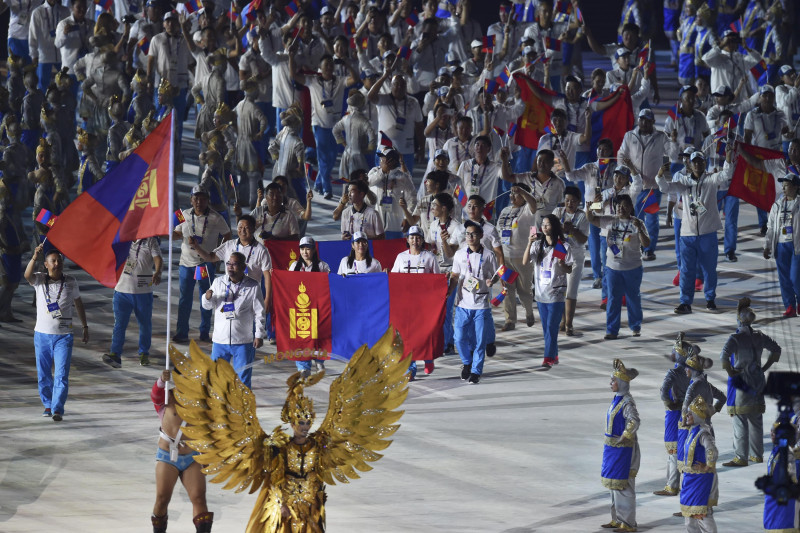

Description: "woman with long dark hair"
289 237 331 273
522 214 574 369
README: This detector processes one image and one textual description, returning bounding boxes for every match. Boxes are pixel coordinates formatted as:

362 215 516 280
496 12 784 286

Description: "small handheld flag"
174 210 186 224
94 0 112 12
496 66 511 87
343 16 356 36
491 288 508 307
304 162 318 182
482 35 496 53
492 126 505 137
183 0 202 14
483 200 495 220
284 0 298 16
641 189 660 214
750 60 767 80
36 209 57 227
507 122 518 138
137 36 150 55
496 264 519 284
194 265 209 280
405 10 419 27
667 102 679 122
637 40 650 69
484 78 499 95
378 131 394 148
553 0 572 23
544 37 562 52
552 240 567 260
397 45 412 61
729 18 742 33
453 185 468 207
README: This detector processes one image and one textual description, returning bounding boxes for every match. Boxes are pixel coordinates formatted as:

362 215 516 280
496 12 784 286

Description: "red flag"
371 239 408 270
728 142 783 211
388 273 446 360
273 271 333 356
264 240 303 270
47 113 173 288
589 85 634 155
512 73 556 149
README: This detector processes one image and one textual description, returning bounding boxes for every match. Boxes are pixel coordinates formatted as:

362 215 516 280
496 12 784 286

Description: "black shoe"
592 278 602 289
706 300 717 311
642 251 656 261
171 334 189 343
102 353 122 368
604 333 618 340
461 365 470 380
467 373 480 384
726 251 738 262
324 192 333 200
485 343 496 357
760 224 768 236
52 412 63 422
198 333 212 342
540 361 553 370
674 304 692 314
444 343 455 355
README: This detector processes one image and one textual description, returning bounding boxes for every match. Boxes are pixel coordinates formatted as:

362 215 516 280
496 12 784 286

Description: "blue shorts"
156 447 198 473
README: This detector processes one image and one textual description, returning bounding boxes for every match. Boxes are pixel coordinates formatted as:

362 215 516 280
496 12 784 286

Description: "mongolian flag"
273 271 446 361
360 35 369 51
46 113 173 288
728 112 740 129
544 37 562 52
728 142 784 211
507 122 518 138
484 78 499 95
491 288 507 307
511 73 555 150
94 0 112 12
496 264 519 283
304 162 318 183
639 189 660 214
492 126 505 137
667 102 679 121
137 36 150 55
750 60 767 80
227 2 238 21
405 10 419 27
553 0 572 23
397 45 412 60
552 240 567 260
35 208 57 227
241 0 261 23
637 40 654 74
284 0 298 16
483 200 495 220
379 131 393 148
496 66 511 87
730 18 742 33
453 184 468 207
194 265 209 280
183 0 202 14
589 85 634 154
482 35 495 53
343 16 356 36
173 209 185 224
598 158 611 175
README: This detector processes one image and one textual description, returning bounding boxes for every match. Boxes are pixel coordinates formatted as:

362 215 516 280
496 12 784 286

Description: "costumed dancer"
720 297 782 467
150 369 212 533
763 420 799 532
76 128 103 195
128 69 155 127
105 94 131 174
235 77 269 209
193 50 227 151
170 327 409 533
332 91 376 188
268 106 306 199
20 66 43 152
654 332 692 498
681 395 718 533
601 359 639 533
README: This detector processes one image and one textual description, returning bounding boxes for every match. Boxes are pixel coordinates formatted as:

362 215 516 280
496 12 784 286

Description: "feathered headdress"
281 371 324 425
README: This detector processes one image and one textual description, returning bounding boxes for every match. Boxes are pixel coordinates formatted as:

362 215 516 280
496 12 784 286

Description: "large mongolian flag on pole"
47 113 173 288
511 72 555 150
589 85 634 154
727 142 784 211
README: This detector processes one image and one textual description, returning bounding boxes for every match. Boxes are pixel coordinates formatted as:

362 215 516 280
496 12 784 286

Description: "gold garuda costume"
170 327 409 532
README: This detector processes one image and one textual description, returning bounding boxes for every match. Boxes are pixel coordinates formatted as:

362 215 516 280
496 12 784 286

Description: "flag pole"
165 111 175 403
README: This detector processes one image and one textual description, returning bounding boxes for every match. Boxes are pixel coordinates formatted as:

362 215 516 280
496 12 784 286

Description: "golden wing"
171 341 287 494
314 326 409 486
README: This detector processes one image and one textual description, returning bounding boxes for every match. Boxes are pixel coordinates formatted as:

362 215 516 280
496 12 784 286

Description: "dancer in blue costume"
601 359 639 533
681 395 718 533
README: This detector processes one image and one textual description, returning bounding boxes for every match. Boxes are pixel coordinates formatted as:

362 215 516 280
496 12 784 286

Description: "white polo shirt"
213 239 273 284
31 273 80 335
115 237 162 294
451 246 498 310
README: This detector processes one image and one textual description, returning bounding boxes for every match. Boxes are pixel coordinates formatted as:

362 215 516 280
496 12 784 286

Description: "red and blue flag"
750 60 767 80
194 265 209 280
552 240 567 260
453 185 467 207
482 35 495 53
397 45 412 60
496 66 511 87
241 0 261 23
46 113 174 288
35 209 57 227
183 0 202 14
589 85 634 154
405 10 419 27
284 0 298 16
491 288 507 307
667 101 679 121
137 36 150 55
496 264 519 283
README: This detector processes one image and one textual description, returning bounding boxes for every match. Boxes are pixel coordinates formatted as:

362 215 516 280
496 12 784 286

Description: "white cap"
320 6 331 15
408 225 423 237
191 185 208 196
470 39 482 49
299 236 315 247
352 231 368 241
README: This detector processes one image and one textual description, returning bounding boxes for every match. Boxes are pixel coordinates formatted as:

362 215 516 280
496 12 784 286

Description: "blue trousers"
443 285 457 346
37 62 58 92
600 238 609 299
211 342 255 389
635 189 661 254
589 224 602 280
605 266 643 335
537 301 564 360
454 307 492 375
176 263 215 338
775 242 800 309
716 190 739 254
110 291 154 355
8 38 30 63
674 217 682 268
34 332 73 414
758 208 769 228
172 88 188 151
313 126 336 194
679 233 718 305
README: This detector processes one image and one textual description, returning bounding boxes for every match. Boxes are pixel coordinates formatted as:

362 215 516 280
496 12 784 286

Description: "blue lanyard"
466 247 484 277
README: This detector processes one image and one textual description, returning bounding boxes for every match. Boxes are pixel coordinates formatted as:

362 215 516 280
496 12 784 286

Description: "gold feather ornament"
171 326 409 532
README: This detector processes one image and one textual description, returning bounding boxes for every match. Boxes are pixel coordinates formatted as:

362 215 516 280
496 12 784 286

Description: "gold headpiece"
133 68 147 85
36 138 51 157
689 395 710 420
23 64 37 75
208 49 227 66
40 105 55 123
686 352 711 372
696 3 711 21
280 371 324 425
125 123 143 146
215 102 231 117
8 54 23 69
158 78 175 96
612 359 638 382
77 128 90 146
141 109 155 131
